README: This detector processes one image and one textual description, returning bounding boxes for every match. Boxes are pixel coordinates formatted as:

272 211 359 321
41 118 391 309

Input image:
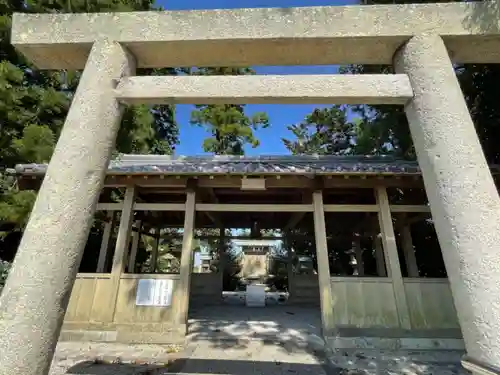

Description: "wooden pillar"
312 190 335 335
128 220 141 273
374 235 387 277
151 228 159 272
401 224 419 277
353 235 364 276
107 186 136 322
218 227 226 294
375 186 411 329
173 190 196 326
287 244 294 298
96 211 113 272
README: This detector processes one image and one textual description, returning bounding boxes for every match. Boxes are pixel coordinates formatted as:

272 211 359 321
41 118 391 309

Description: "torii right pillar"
394 35 500 370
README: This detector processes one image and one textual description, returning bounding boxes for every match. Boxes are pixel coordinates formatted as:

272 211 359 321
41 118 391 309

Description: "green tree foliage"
0 260 11 292
282 107 357 155
345 0 500 162
187 67 271 288
0 188 36 236
117 67 180 155
190 67 269 155
0 0 180 262
283 1 500 164
0 61 68 167
281 0 500 276
12 124 56 163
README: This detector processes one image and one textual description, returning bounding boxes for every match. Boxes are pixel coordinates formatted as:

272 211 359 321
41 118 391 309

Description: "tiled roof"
10 154 500 176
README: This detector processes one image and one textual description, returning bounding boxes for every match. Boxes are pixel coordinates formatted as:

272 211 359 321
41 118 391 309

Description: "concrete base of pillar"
325 346 468 375
325 328 464 350
59 323 186 344
462 356 500 375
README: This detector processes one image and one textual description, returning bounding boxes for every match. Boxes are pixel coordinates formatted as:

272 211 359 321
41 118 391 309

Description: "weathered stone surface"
326 349 469 375
47 334 470 375
10 2 500 69
394 34 500 368
4 3 500 375
49 342 181 375
114 75 414 105
0 39 136 375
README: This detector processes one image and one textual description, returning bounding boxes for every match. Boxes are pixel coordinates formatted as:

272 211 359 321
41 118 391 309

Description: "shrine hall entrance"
186 183 397 343
188 184 323 310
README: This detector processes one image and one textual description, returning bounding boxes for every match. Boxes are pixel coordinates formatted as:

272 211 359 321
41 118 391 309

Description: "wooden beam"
373 235 387 277
312 190 336 335
283 191 310 231
134 203 185 211
284 212 306 231
401 212 430 225
96 211 113 272
375 186 411 329
107 186 136 322
102 175 425 189
111 187 136 275
390 205 430 213
401 224 419 278
151 228 160 272
96 203 123 211
128 220 141 273
206 187 218 202
173 190 196 326
353 235 364 276
202 188 223 227
18 173 426 190
324 204 378 212
196 203 312 212
97 201 429 216
218 227 226 293
286 243 294 299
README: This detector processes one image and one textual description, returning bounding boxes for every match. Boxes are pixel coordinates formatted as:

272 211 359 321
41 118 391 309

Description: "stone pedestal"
394 35 500 368
0 40 136 375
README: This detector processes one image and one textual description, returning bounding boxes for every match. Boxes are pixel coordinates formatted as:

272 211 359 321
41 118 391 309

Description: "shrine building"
10 154 500 350
3 3 500 375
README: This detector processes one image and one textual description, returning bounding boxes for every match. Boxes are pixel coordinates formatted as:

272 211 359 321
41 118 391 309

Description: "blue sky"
156 0 357 155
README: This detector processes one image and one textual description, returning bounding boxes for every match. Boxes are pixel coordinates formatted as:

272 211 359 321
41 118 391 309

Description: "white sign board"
135 279 173 307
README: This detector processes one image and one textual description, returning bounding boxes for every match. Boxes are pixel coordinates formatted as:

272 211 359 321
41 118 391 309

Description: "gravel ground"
326 349 470 375
48 340 470 375
49 342 182 375
48 305 468 375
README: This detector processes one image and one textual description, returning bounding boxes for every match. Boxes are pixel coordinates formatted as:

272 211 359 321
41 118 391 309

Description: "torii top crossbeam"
11 1 500 69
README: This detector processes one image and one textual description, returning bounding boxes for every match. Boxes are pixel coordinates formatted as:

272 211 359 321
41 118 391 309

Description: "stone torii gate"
1 2 500 375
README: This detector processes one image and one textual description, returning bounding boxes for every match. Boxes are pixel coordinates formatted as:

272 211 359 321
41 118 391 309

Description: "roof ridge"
115 153 415 164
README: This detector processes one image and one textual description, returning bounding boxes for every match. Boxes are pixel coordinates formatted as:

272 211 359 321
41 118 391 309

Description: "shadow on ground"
67 361 164 374
186 304 325 353
65 357 335 375
57 305 468 375
63 354 468 375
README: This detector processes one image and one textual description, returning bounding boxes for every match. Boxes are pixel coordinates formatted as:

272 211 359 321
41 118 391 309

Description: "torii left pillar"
0 39 136 375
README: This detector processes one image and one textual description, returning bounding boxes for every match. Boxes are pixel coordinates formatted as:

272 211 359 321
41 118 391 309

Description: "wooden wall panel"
404 279 460 329
329 278 399 328
113 276 178 323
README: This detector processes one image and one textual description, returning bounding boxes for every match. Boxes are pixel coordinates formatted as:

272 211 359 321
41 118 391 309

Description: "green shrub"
0 260 11 292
